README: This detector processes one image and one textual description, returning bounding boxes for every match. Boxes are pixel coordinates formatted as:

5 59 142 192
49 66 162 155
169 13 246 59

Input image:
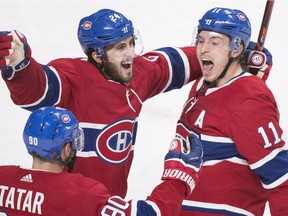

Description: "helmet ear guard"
231 37 241 52
229 36 246 60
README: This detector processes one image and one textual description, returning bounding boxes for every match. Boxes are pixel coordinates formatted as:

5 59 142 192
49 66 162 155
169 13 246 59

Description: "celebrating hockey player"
0 8 271 198
175 7 287 215
0 106 203 215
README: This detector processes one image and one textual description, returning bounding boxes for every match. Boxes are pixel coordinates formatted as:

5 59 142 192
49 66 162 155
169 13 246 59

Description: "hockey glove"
242 41 272 81
162 134 203 197
0 30 31 80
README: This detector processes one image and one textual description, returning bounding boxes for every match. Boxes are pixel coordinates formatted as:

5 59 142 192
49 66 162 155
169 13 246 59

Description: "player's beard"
102 60 133 84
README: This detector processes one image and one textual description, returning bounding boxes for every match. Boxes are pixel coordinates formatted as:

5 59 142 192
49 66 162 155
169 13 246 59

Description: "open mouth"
202 60 214 72
121 61 132 70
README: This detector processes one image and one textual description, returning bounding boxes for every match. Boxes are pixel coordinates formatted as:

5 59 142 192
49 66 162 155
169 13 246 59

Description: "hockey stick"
250 0 275 75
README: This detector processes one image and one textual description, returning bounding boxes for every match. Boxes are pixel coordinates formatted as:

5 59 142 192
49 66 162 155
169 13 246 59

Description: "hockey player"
0 106 203 216
175 7 287 215
0 9 271 198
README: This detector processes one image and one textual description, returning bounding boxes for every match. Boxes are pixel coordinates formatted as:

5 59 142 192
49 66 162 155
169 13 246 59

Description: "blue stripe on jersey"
254 149 288 186
201 139 243 162
155 47 187 92
81 127 100 152
136 200 158 216
23 65 60 111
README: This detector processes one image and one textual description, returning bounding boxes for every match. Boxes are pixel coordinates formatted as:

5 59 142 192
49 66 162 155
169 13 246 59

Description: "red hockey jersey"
2 46 201 197
0 165 187 216
176 72 288 215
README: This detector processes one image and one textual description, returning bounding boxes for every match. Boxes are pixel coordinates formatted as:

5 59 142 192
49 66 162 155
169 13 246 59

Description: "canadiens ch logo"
96 119 135 164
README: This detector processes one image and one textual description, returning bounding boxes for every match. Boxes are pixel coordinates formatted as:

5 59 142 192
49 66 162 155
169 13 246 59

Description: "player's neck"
32 158 64 173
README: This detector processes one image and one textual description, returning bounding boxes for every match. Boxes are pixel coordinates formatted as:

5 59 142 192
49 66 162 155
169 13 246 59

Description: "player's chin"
123 71 133 82
202 73 215 83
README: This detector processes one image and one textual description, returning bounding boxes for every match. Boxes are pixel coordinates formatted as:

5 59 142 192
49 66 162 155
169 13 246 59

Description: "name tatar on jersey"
0 185 44 214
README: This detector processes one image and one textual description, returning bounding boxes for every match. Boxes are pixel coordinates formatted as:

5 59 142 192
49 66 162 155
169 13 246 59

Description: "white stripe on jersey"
79 122 106 129
250 145 288 169
182 200 254 216
145 200 161 215
153 47 190 93
201 134 234 143
76 146 135 158
19 66 62 108
174 47 190 85
152 50 173 93
263 172 288 189
203 157 249 166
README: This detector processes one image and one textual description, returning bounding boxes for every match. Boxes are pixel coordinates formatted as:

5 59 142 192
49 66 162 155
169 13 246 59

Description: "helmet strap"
66 153 77 173
205 55 235 88
217 56 235 80
217 46 243 81
58 157 67 167
58 150 77 173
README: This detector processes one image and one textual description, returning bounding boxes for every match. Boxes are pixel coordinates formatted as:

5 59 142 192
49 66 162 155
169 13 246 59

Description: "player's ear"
231 44 244 59
92 51 103 64
63 143 72 157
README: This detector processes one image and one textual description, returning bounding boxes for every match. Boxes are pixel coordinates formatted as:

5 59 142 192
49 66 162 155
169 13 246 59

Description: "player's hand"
242 41 272 81
161 134 203 196
0 30 31 80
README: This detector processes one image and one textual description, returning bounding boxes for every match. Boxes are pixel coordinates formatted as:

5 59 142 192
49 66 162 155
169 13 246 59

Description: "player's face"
103 36 136 83
196 31 231 83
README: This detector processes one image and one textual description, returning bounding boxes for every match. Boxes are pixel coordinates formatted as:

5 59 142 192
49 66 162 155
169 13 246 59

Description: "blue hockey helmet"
78 9 134 57
23 106 84 160
198 7 251 50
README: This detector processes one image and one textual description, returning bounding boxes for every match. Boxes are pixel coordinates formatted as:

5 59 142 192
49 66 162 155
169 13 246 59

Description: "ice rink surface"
1 1 287 215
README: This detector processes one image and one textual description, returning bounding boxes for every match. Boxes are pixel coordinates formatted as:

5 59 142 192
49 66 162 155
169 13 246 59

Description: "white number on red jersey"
258 121 281 148
101 196 129 216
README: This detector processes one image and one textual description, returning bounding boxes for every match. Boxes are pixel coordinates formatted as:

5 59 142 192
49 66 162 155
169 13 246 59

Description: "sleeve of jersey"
267 180 288 215
230 84 288 190
2 57 80 111
86 180 185 216
138 46 201 99
133 180 186 216
2 57 48 108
